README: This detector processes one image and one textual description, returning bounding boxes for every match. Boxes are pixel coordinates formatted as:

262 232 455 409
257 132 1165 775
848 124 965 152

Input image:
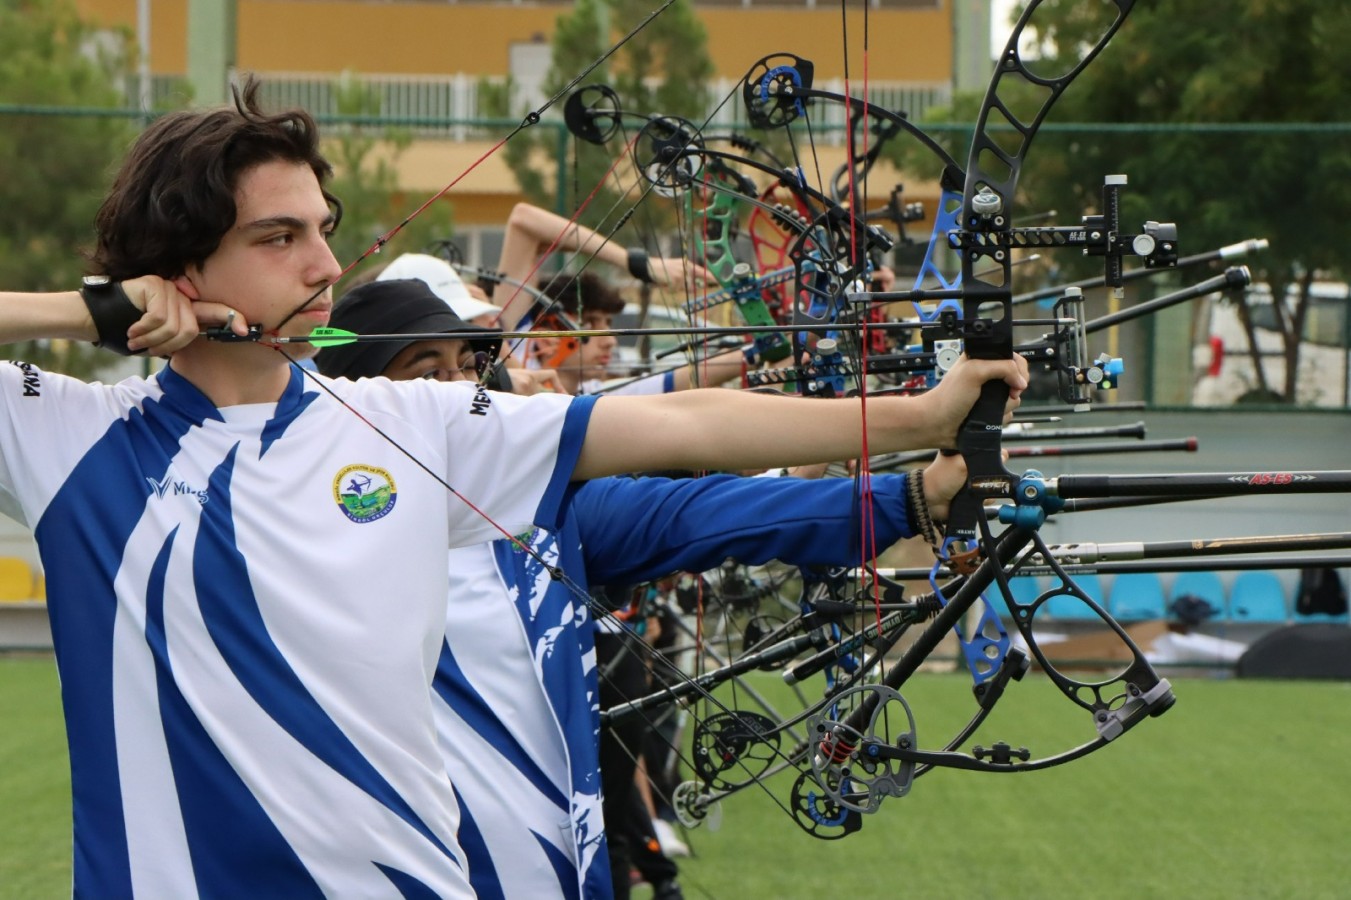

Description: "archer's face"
578 309 617 380
382 339 479 382
179 160 342 342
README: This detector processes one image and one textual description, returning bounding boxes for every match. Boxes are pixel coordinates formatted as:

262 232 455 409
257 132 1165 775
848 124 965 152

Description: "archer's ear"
171 274 200 301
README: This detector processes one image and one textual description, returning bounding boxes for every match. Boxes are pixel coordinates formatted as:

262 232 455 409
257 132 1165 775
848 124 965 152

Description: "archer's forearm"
573 389 942 480
493 204 626 328
0 291 97 344
671 347 746 391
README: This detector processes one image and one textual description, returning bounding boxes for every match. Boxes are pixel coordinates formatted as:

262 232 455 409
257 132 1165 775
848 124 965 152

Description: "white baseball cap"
376 253 500 322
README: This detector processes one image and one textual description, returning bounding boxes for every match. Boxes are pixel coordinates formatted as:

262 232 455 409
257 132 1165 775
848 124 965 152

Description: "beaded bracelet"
908 468 943 549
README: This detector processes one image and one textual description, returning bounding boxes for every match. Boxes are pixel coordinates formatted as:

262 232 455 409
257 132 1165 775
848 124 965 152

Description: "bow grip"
945 377 1015 543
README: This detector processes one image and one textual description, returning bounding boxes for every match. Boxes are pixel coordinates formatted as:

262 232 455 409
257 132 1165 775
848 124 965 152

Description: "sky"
991 0 1021 55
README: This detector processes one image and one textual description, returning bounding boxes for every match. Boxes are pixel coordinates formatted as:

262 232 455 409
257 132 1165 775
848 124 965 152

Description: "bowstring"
277 345 821 817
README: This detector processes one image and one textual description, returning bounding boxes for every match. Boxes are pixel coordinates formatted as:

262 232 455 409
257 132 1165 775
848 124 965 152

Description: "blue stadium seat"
1005 575 1043 609
1228 571 1288 623
1169 570 1227 621
1108 572 1168 621
1040 573 1106 620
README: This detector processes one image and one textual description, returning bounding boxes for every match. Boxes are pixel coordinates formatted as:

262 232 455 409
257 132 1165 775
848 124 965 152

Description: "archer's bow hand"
647 256 711 291
920 354 1029 449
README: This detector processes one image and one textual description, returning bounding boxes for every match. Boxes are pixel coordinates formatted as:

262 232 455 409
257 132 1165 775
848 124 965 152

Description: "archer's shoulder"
0 359 153 407
320 373 576 422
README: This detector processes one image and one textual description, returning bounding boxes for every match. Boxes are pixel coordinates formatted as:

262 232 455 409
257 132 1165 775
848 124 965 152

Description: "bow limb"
683 163 796 367
946 0 1141 547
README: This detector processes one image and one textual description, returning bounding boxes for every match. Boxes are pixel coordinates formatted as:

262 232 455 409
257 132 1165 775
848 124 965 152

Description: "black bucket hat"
316 279 503 379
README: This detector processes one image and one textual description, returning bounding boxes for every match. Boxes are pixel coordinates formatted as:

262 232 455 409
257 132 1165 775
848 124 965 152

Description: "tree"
0 0 142 376
491 0 714 243
1007 0 1351 404
323 74 457 280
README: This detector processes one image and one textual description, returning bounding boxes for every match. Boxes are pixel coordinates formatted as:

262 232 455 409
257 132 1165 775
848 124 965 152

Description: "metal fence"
227 72 951 142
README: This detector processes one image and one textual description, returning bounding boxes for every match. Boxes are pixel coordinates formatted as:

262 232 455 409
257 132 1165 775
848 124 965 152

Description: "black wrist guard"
626 247 654 284
79 276 144 356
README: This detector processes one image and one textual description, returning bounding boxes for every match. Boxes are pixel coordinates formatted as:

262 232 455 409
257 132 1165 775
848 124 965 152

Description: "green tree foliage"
493 0 713 241
323 74 456 282
1007 0 1351 402
0 0 142 376
887 0 1351 403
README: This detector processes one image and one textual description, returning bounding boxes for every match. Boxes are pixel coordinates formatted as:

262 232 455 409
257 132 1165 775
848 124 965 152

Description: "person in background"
377 251 502 327
536 271 751 397
492 201 709 331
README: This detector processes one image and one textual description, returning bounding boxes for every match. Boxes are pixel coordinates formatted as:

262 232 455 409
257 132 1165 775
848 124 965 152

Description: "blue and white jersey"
441 534 607 900
0 360 591 898
435 472 917 899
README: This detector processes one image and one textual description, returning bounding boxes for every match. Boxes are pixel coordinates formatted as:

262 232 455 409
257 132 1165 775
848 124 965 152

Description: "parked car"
1192 280 1349 407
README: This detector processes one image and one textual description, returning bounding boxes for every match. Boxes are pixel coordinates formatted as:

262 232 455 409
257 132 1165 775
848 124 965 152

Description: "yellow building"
76 0 972 253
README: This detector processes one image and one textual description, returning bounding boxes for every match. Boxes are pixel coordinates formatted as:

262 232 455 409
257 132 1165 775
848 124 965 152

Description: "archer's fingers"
193 301 252 337
122 277 200 356
533 372 571 395
512 369 571 396
962 355 1030 396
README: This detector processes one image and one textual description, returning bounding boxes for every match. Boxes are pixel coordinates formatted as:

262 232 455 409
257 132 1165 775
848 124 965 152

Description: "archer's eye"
460 351 491 378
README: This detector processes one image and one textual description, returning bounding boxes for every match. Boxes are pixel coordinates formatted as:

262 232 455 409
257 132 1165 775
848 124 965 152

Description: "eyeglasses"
419 350 492 383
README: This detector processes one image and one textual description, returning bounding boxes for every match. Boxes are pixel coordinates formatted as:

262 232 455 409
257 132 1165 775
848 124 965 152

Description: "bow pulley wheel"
741 53 815 129
563 84 622 145
671 780 723 832
633 116 705 194
691 711 781 791
788 768 863 840
807 683 917 814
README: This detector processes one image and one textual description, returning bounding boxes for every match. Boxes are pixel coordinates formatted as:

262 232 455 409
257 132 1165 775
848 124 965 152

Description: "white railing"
178 72 950 143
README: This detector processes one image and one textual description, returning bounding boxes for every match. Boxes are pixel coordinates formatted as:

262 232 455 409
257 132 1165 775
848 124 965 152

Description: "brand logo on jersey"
9 361 40 397
146 474 209 505
333 464 398 523
469 383 492 417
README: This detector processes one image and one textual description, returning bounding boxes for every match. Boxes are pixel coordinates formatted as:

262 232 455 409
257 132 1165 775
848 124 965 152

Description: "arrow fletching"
303 327 361 347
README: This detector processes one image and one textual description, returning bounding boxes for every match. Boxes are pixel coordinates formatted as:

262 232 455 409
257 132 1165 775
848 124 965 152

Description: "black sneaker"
652 879 684 900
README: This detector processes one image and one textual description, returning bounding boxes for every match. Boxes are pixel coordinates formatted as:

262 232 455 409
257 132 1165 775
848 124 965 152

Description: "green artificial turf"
643 672 1351 900
0 656 70 899
4 655 1350 899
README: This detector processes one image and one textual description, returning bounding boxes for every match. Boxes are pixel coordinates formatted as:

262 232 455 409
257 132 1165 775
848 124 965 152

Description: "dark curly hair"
540 271 625 319
90 76 342 281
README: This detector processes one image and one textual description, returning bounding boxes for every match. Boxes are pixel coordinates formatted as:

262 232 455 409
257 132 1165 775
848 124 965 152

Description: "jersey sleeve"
437 385 598 548
570 472 914 585
0 362 135 527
